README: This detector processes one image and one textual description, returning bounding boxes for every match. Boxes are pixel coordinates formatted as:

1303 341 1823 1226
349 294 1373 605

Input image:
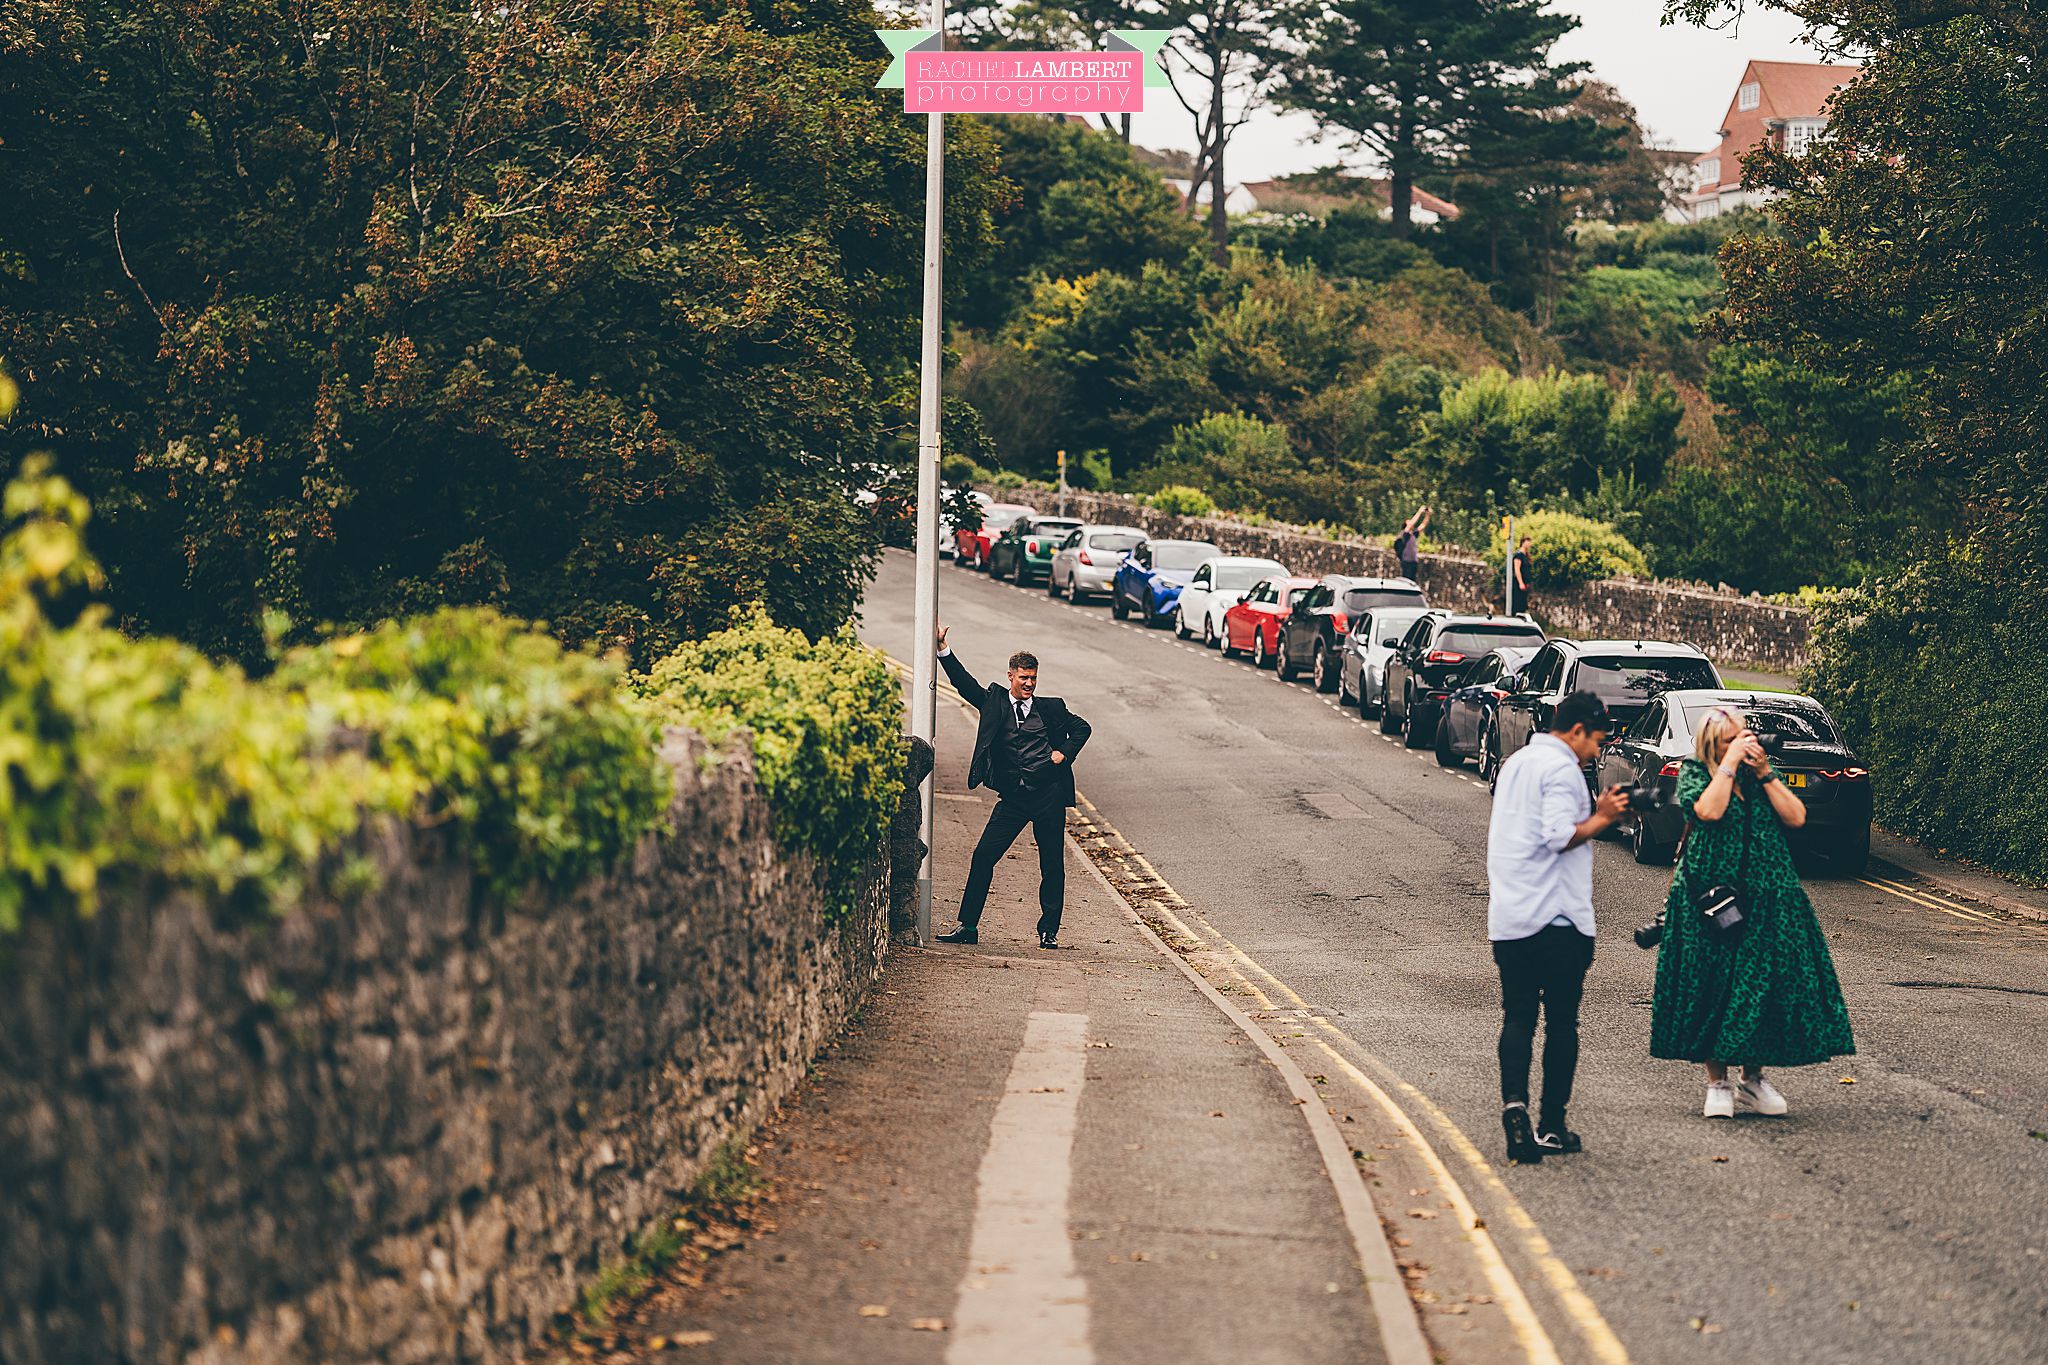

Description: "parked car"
1383 613 1549 747
955 502 1033 570
1223 575 1318 668
1175 556 1290 645
1048 524 1146 602
940 489 993 559
1597 689 1872 873
988 515 1083 584
1488 639 1724 780
1112 538 1224 627
1278 575 1430 689
1337 606 1432 716
1434 645 1544 773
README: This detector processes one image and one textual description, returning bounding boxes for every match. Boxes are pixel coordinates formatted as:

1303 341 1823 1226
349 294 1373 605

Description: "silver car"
1338 605 1430 717
1048 524 1146 603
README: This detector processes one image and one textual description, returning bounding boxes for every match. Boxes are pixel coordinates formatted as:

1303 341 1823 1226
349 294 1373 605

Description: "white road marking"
948 1011 1093 1365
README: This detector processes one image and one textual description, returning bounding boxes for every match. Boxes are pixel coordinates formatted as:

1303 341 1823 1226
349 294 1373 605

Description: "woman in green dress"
1651 707 1855 1118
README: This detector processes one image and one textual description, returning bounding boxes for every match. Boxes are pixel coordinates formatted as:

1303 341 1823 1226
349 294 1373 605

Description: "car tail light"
1332 613 1348 634
1079 551 1093 566
1659 760 1683 777
1426 650 1466 664
1818 768 1869 780
1026 539 1040 554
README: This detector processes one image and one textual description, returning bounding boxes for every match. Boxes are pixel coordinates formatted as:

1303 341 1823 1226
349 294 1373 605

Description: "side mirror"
1500 673 1523 692
1380 635 1399 648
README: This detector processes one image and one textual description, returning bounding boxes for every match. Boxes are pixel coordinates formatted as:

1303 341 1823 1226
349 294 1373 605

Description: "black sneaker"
1039 931 1063 950
935 925 978 945
1502 1103 1544 1165
1536 1125 1582 1155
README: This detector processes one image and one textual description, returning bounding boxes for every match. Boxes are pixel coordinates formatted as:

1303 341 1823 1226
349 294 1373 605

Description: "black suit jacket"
940 651 1092 807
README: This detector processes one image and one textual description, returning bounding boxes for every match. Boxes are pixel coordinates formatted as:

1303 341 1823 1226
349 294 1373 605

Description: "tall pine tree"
1278 0 1589 237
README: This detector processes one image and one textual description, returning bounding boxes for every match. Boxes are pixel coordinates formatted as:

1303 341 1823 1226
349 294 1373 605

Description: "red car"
1222 575 1317 669
954 503 1034 570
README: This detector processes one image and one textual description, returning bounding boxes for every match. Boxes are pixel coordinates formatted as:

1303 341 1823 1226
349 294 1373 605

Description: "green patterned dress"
1650 759 1856 1066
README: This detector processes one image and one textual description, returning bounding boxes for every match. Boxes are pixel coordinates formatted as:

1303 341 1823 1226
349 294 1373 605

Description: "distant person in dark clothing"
1394 504 1431 583
1511 536 1533 616
934 623 1093 949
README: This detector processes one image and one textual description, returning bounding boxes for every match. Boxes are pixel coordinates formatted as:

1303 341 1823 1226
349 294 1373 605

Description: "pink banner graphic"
905 50 1142 113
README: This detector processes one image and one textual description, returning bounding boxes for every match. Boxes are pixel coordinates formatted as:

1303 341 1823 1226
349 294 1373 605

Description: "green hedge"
1146 484 1218 517
627 611 905 915
1804 550 2048 884
0 457 901 934
1486 509 1648 588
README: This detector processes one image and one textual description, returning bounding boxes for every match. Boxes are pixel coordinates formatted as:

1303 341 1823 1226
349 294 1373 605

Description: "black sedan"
1434 646 1543 773
1489 639 1723 778
1280 575 1429 690
1595 689 1873 873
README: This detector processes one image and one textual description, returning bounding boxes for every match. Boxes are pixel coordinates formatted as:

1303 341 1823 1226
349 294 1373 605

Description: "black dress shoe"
1536 1126 1582 1155
936 925 978 944
1502 1103 1544 1165
1039 932 1063 949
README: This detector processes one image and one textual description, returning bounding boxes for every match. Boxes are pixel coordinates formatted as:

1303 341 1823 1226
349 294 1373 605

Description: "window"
1212 565 1268 592
1696 199 1721 220
1575 655 1719 703
1468 656 1502 687
1151 542 1217 571
1524 645 1562 693
1697 157 1721 187
1633 700 1666 741
1738 81 1760 111
1401 618 1436 652
1438 623 1545 656
1783 118 1826 157
1341 586 1426 612
1063 530 1082 549
1191 566 1211 587
1301 585 1331 612
1089 531 1141 553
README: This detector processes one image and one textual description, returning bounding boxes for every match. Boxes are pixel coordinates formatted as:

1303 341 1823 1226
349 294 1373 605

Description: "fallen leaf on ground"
858 1305 889 1318
1209 1110 1226 1118
859 1238 880 1250
1028 1086 1065 1094
1710 1155 1730 1163
645 1337 668 1352
1839 1076 1857 1085
671 1333 715 1349
911 1319 947 1332
1406 1209 1439 1220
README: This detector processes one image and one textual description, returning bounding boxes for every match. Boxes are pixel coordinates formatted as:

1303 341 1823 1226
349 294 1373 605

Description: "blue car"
1435 645 1543 776
1110 538 1223 628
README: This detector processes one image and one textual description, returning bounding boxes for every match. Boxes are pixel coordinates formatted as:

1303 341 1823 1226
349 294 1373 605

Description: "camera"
1633 912 1665 950
1616 783 1662 813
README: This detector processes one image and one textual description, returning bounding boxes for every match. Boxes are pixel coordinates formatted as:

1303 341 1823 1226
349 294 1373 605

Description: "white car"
1175 556 1290 646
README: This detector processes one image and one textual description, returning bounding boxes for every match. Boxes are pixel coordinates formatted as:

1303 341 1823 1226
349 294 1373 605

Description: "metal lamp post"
907 0 946 946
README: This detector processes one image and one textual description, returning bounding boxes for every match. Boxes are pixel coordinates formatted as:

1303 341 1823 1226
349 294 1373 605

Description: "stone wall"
994 487 1811 675
0 728 893 1365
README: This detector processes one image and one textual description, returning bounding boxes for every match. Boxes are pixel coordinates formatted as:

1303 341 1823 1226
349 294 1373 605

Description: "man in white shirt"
1487 691 1629 1163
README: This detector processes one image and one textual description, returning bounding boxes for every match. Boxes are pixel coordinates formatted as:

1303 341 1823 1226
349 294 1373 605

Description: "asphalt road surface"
860 548 2048 1365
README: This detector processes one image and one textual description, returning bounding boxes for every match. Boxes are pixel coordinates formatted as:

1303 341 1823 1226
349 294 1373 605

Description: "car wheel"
1824 824 1870 877
1276 636 1301 681
1403 690 1430 748
1435 718 1464 768
1047 568 1063 598
1478 721 1497 783
1379 685 1401 733
1312 642 1338 694
1252 630 1272 670
1630 815 1672 865
1338 662 1356 706
1203 617 1219 650
1145 591 1167 628
1175 607 1193 639
1112 589 1130 621
1014 558 1030 586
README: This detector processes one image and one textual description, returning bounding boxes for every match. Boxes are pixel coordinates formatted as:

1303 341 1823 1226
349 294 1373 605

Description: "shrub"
1803 549 2048 883
628 612 904 916
1146 484 1217 517
1487 509 1648 587
0 459 671 935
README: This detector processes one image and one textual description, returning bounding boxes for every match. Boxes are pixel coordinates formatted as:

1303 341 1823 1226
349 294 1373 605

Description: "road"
860 548 2048 1365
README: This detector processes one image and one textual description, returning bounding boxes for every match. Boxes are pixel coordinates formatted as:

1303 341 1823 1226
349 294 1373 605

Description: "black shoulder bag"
1690 787 1752 943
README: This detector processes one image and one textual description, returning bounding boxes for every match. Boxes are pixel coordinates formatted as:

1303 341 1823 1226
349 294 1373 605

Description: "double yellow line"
1856 874 1999 923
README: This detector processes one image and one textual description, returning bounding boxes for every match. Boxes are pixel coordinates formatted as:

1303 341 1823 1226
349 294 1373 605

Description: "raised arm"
935 623 985 697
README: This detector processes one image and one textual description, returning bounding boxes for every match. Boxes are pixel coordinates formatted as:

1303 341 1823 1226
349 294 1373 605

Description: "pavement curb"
1070 835 1436 1365
1870 827 2048 925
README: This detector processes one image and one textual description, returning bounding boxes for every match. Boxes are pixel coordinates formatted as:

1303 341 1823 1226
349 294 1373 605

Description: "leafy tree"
1423 368 1680 504
0 0 1002 663
1278 0 1588 236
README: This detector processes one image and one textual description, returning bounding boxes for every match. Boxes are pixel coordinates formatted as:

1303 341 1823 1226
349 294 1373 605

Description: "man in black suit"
934 623 1092 948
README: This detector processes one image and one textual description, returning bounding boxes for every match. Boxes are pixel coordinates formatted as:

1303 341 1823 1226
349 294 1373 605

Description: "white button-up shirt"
1486 733 1596 942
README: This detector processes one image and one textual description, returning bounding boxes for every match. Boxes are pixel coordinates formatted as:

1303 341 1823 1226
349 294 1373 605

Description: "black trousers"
958 784 1067 936
1493 923 1595 1125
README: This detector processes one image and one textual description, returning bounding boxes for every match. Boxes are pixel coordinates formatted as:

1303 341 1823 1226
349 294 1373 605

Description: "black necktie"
1014 700 1026 725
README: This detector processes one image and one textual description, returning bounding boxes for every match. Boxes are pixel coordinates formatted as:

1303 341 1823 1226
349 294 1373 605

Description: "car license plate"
1783 772 1807 788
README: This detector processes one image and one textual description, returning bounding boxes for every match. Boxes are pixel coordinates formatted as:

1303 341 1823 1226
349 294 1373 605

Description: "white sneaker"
1736 1076 1789 1116
1703 1081 1736 1118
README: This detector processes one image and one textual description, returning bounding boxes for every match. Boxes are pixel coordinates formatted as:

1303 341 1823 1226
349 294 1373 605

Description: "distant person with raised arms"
932 623 1093 950
1394 504 1430 584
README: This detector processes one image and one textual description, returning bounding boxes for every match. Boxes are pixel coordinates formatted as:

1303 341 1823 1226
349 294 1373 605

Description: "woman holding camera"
1650 708 1855 1117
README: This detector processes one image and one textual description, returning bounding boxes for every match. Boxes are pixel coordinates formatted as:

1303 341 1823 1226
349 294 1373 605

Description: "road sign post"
1503 514 1514 615
906 0 946 946
1057 449 1067 517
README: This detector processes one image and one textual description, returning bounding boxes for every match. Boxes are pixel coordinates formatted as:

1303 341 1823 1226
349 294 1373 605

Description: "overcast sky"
1125 1 1837 180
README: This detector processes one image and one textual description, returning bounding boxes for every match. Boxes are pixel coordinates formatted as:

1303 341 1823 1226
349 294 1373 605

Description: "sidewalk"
620 694 1399 1363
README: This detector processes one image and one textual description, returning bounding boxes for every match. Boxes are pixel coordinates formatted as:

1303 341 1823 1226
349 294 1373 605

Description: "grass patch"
569 1134 765 1331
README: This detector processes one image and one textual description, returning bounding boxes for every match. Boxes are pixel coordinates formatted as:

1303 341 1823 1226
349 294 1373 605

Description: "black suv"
1280 575 1429 690
1488 639 1724 779
1381 613 1548 747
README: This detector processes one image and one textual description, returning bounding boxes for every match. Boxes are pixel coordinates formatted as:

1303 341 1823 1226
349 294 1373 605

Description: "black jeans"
958 784 1067 936
1493 923 1596 1126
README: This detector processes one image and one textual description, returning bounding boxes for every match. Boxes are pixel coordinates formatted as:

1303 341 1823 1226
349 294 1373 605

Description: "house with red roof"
1676 59 1860 222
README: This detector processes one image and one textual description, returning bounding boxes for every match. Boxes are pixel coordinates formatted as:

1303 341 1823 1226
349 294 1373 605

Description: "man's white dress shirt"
1486 733 1596 942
